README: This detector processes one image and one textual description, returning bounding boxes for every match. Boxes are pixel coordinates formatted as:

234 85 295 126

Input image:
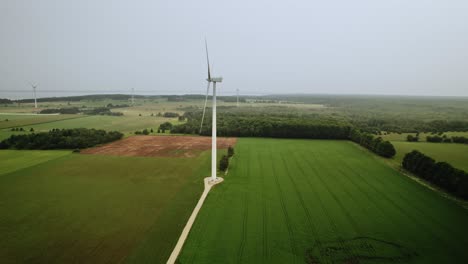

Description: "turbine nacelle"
207 77 223 83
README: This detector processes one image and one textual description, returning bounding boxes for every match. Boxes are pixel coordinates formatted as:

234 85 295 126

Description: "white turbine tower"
30 83 38 108
200 40 222 182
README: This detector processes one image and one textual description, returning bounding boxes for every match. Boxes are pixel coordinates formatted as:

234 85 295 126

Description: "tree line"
0 98 12 104
0 128 123 150
402 150 468 200
426 135 468 144
171 110 396 158
40 107 123 116
349 129 396 158
172 114 352 139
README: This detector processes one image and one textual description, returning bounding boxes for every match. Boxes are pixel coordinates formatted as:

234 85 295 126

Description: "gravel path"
166 177 224 264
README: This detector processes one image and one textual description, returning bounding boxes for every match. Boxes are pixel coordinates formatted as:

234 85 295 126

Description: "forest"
172 111 352 139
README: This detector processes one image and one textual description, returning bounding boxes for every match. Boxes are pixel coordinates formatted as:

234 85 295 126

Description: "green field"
0 150 71 176
0 150 211 263
7 115 179 134
179 138 468 263
0 114 81 129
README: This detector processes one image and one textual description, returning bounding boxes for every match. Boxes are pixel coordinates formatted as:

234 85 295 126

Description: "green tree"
227 146 234 157
219 155 229 172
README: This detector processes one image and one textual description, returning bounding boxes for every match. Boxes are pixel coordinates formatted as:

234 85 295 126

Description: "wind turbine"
30 83 38 108
200 40 223 182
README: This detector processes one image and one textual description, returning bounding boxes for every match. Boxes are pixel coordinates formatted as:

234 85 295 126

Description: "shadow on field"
305 236 418 263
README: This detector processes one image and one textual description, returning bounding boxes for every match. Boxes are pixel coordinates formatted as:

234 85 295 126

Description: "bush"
406 135 419 142
219 155 229 172
228 146 234 157
40 107 80 114
159 122 173 133
163 112 179 118
427 135 443 143
452 136 468 144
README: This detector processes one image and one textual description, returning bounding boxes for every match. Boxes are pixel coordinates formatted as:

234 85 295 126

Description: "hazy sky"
1 0 468 98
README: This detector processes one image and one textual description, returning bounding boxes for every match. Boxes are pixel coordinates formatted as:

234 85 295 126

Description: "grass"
0 150 211 263
178 138 468 263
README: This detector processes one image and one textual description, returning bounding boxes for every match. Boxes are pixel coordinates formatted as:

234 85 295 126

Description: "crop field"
0 114 181 141
13 115 179 133
0 146 212 263
179 138 468 263
0 150 70 176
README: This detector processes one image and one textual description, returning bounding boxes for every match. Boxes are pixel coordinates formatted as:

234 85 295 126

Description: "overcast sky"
1 0 468 98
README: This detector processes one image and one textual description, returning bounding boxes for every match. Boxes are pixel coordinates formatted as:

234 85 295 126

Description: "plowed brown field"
82 135 237 157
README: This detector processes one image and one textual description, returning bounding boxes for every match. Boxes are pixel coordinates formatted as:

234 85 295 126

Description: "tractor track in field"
345 160 464 258
258 151 268 261
292 151 360 261
237 194 248 263
308 155 362 234
269 149 298 260
279 151 320 242
333 165 406 245
353 160 465 241
352 160 461 238
236 148 251 263
309 156 363 234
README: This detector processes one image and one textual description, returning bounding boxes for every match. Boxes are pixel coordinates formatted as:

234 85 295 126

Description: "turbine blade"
199 81 211 134
205 38 211 81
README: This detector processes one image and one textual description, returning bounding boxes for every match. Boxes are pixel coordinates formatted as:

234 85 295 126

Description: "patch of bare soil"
81 135 237 158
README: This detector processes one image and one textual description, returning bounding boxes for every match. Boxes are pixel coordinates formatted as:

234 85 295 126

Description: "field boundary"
166 177 224 264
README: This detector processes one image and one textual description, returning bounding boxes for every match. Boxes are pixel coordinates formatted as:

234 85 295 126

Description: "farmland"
0 148 211 263
1 95 468 263
179 138 468 263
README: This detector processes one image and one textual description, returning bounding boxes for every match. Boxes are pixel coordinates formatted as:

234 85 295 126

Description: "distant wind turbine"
200 39 223 182
30 83 38 108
